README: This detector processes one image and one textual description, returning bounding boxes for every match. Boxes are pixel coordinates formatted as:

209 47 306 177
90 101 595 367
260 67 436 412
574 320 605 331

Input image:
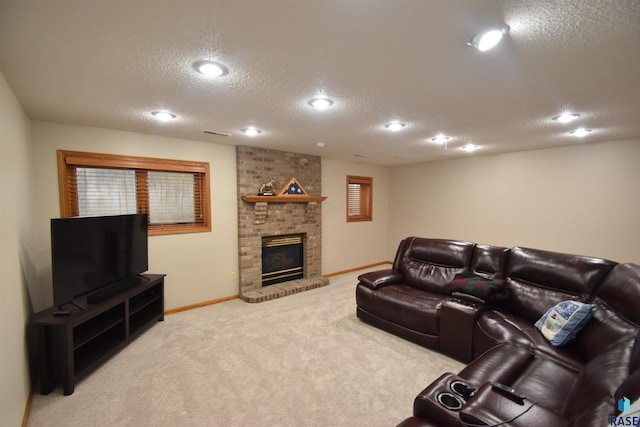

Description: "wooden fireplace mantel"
243 177 327 204
241 195 327 203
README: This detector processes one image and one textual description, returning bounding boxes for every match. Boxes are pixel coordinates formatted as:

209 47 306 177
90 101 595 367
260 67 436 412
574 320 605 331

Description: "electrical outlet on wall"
231 272 237 281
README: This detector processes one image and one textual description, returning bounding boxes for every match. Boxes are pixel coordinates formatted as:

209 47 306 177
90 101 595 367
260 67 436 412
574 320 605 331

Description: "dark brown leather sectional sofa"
356 237 640 427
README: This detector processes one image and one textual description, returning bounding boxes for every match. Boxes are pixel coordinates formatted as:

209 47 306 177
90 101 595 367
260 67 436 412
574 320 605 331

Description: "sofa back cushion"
562 264 640 425
503 247 616 323
397 237 475 293
572 263 640 359
594 263 640 326
469 244 509 278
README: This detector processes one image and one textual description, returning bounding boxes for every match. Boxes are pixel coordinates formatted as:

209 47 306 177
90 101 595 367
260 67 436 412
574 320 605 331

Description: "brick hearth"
236 146 328 302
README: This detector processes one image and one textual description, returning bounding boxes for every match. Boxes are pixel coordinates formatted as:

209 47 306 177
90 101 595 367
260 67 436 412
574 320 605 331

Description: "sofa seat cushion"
459 383 570 427
356 283 445 335
474 310 584 372
459 343 581 416
510 355 580 415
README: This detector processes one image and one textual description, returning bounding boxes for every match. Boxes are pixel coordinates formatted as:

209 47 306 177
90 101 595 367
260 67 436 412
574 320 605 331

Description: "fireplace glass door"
261 234 304 286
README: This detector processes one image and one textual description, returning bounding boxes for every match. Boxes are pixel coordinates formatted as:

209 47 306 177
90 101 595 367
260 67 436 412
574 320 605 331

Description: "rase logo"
609 396 640 426
619 397 631 413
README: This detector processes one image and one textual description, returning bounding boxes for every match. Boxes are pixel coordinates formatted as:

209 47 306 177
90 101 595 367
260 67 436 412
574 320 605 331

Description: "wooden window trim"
346 175 373 222
57 150 211 236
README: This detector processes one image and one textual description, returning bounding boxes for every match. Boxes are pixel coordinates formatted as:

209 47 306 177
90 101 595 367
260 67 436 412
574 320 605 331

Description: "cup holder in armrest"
437 392 463 411
450 380 476 399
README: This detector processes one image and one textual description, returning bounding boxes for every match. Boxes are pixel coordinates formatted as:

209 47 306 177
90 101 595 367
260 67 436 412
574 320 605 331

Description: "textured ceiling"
0 0 639 166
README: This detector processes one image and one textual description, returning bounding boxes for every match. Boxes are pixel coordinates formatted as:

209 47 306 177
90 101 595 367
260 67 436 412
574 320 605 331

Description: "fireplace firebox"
262 234 304 286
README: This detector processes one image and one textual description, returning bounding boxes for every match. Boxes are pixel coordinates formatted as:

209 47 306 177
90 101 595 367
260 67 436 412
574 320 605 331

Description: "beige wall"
30 121 239 311
322 159 390 273
388 139 640 264
0 71 34 426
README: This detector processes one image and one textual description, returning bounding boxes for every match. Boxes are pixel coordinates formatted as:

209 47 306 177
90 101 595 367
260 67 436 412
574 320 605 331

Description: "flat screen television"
51 213 149 307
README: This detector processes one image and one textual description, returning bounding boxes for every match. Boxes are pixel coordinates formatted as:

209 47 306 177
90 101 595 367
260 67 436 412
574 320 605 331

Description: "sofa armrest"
459 383 568 427
358 269 403 290
441 298 481 362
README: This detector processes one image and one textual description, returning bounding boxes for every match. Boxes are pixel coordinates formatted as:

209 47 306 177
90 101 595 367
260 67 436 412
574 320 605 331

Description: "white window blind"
76 168 137 216
148 171 195 224
348 183 363 216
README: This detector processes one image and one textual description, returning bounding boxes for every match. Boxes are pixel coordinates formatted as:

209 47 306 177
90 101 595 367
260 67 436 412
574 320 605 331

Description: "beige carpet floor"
27 267 463 427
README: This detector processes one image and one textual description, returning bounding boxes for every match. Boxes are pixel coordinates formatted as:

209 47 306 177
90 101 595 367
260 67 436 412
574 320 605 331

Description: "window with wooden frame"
57 150 211 236
346 175 373 222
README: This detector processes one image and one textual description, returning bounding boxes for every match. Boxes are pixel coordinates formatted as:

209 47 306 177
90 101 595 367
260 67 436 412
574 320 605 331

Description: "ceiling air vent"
202 130 231 137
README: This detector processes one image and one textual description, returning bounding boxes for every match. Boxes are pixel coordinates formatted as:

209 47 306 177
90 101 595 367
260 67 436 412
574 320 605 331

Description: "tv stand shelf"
32 274 165 395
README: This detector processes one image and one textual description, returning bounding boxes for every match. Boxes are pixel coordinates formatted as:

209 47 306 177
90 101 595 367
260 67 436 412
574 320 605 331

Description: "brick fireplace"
236 146 329 302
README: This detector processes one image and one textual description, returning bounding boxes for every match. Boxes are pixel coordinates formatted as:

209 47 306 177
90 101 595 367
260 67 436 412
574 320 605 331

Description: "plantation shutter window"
58 150 211 236
346 175 373 222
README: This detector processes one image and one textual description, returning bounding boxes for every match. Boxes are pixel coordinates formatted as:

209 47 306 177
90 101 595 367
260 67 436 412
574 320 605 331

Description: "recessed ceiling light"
431 134 451 144
314 142 326 148
460 144 479 152
308 97 334 110
193 60 229 77
468 25 510 51
569 128 592 137
553 113 581 123
151 111 176 122
385 121 406 131
241 127 262 136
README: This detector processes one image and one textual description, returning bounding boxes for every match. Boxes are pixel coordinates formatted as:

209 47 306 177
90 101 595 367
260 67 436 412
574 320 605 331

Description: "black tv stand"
71 300 85 310
32 274 165 395
87 276 143 304
58 300 85 311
